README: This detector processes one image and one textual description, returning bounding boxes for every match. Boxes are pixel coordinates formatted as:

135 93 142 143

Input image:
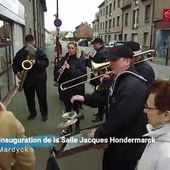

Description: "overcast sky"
45 0 103 31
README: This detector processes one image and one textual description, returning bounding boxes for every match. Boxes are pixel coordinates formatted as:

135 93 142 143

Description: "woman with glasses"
137 80 170 170
54 41 86 114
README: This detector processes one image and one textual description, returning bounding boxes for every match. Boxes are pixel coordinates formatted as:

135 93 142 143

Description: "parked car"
78 39 89 47
106 40 126 47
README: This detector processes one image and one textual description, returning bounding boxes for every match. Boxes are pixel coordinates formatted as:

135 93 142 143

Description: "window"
109 19 112 30
100 9 102 17
114 34 117 40
113 1 116 10
145 4 151 21
132 33 138 42
109 3 112 16
117 16 120 27
117 0 121 8
135 0 139 5
118 34 122 40
124 34 127 41
0 20 15 101
106 6 108 17
100 23 102 31
105 21 108 31
113 18 115 27
132 9 139 29
143 32 149 45
125 13 128 26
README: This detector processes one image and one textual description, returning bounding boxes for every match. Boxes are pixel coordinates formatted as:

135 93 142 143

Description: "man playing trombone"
86 37 108 123
71 45 148 170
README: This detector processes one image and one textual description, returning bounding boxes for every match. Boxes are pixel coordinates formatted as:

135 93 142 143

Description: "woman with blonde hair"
54 41 87 113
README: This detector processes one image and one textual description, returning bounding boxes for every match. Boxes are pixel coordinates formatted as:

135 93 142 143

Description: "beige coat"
0 102 35 170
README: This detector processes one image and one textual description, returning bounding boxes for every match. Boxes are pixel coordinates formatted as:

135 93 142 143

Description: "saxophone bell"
22 60 33 70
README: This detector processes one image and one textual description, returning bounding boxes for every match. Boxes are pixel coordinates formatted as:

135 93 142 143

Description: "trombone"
60 49 155 91
133 49 155 64
60 60 110 91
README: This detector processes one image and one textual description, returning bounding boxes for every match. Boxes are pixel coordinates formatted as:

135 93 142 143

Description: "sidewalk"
7 44 102 170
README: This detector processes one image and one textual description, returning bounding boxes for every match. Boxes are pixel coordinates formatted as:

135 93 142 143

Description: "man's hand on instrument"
71 95 84 103
30 59 36 64
16 72 22 80
86 128 96 138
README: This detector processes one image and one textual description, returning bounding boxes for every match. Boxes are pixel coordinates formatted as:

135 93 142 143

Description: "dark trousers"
103 148 137 170
24 83 48 116
97 106 105 119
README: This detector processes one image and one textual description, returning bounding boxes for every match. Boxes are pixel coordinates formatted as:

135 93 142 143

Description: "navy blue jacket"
12 45 49 86
84 67 148 164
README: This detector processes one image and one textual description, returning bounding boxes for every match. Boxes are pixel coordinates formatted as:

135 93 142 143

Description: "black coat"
135 61 155 87
12 45 49 86
55 53 87 102
84 67 148 169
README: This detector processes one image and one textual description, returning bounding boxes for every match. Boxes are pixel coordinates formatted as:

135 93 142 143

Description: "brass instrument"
133 49 155 64
60 49 155 91
83 49 96 59
60 60 110 91
18 44 37 91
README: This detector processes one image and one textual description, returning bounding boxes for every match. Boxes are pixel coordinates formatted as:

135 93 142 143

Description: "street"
7 43 170 170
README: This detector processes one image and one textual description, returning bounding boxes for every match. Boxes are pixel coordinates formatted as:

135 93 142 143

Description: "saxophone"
18 44 37 91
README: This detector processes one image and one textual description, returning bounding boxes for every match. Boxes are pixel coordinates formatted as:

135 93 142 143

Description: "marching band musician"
12 34 49 122
86 37 108 123
54 41 87 114
71 45 148 170
125 41 155 87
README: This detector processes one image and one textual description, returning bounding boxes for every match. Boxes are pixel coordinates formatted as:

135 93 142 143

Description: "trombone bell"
91 60 110 70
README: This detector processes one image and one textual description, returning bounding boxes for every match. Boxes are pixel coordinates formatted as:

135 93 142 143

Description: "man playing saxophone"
12 34 49 122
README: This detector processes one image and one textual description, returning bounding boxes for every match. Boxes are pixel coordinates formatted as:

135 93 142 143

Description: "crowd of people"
1 34 170 170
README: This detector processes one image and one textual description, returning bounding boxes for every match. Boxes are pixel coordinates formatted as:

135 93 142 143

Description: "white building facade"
0 0 25 102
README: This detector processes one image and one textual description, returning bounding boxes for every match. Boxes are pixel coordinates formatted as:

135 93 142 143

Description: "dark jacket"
135 61 155 87
46 156 60 170
55 53 87 102
84 67 148 167
12 45 49 86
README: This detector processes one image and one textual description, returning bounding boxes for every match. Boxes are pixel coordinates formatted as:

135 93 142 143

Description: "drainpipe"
150 0 155 49
32 0 36 45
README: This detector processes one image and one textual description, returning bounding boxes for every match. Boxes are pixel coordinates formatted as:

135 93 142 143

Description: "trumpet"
60 49 155 91
83 49 96 59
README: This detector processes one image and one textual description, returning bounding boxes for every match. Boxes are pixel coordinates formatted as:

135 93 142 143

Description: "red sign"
163 9 170 22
